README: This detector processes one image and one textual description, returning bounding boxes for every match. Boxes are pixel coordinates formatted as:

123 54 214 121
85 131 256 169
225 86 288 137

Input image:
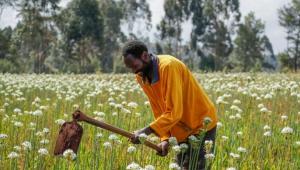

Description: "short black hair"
122 40 148 58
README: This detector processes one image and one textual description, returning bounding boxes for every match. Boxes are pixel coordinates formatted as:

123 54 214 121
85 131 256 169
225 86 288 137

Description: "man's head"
122 40 151 74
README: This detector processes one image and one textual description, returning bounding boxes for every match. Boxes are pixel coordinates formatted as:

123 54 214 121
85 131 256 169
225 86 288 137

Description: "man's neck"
142 55 154 84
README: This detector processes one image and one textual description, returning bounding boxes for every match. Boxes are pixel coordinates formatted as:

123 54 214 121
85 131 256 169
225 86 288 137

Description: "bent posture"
123 40 218 170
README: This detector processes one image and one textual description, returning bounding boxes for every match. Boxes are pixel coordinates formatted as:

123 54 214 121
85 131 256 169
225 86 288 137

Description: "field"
0 73 299 170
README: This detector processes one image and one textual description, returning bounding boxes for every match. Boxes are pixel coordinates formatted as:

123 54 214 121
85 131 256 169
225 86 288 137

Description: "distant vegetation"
0 0 299 73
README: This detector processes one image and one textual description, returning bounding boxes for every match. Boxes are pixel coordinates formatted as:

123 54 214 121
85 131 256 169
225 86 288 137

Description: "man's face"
124 53 151 74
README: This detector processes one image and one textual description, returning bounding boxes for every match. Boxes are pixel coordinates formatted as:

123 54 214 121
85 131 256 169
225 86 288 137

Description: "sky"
0 0 292 54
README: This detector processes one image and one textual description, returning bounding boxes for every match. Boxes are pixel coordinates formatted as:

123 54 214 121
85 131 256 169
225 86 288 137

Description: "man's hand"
130 126 154 144
72 110 88 121
157 140 169 156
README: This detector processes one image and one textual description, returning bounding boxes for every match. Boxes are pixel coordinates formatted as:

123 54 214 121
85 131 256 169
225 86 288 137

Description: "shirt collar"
150 53 159 84
138 53 160 85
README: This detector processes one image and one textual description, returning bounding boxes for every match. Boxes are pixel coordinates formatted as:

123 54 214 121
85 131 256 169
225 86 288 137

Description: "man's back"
136 55 218 142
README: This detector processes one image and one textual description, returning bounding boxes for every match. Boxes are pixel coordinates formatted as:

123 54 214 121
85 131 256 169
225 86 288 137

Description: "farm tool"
54 109 161 155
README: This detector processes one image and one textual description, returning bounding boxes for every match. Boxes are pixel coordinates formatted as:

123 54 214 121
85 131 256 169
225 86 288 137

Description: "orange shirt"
136 55 217 142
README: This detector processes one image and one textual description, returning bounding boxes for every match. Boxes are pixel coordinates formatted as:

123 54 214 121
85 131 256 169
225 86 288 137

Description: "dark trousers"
176 126 217 170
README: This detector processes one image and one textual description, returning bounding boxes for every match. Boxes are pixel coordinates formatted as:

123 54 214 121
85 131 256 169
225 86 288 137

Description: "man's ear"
141 51 149 61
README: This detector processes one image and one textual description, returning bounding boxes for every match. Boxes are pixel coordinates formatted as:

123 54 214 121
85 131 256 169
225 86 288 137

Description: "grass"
0 73 299 170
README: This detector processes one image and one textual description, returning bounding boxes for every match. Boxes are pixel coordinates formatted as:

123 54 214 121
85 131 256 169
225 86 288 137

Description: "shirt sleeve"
149 62 184 137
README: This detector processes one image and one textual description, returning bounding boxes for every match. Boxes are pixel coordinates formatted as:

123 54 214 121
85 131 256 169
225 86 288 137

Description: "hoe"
54 109 161 155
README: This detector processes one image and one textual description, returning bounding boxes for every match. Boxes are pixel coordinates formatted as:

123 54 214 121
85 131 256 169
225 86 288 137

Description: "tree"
278 51 293 72
53 0 104 73
157 0 189 57
99 0 151 73
230 12 267 72
197 0 240 71
0 27 12 59
8 0 60 73
0 27 18 73
279 0 300 72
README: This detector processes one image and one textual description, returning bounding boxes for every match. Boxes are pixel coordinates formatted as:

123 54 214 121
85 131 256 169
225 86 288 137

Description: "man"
122 40 217 170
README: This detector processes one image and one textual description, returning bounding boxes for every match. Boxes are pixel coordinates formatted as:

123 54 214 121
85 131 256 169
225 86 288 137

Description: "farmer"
122 40 218 170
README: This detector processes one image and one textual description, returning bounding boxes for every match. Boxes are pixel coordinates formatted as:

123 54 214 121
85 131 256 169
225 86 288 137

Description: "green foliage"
278 51 294 72
230 12 266 72
279 0 300 72
0 0 295 73
0 59 18 73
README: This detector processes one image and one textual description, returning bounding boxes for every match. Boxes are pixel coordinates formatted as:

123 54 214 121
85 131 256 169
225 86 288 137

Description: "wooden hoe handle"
73 110 162 152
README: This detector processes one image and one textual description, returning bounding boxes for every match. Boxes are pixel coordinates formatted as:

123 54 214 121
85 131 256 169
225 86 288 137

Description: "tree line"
0 0 299 73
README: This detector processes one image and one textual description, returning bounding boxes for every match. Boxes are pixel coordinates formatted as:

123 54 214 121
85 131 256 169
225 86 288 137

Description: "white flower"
55 119 65 125
149 136 160 143
22 141 32 150
203 117 212 126
0 134 8 139
128 102 138 109
216 96 228 104
204 140 213 154
14 146 21 151
115 104 123 109
226 167 236 170
260 107 269 113
263 125 271 130
264 131 272 137
281 127 293 134
108 134 119 141
257 104 264 108
281 115 288 120
230 105 242 113
179 143 189 153
205 153 215 159
8 152 19 159
237 147 247 153
40 139 49 145
295 141 300 147
94 111 105 117
233 99 241 105
32 110 43 116
235 113 241 119
126 162 141 170
138 133 148 143
73 104 79 109
127 146 136 153
29 122 36 127
38 148 49 156
229 115 236 120
96 133 103 139
34 97 41 103
169 163 180 170
168 137 178 146
14 108 21 114
264 93 273 99
172 145 181 153
144 165 155 170
144 101 150 106
36 131 44 137
103 142 112 149
14 121 23 127
216 122 223 128
43 128 50 134
122 108 131 114
63 149 76 160
229 152 240 159
237 131 243 136
221 136 229 141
